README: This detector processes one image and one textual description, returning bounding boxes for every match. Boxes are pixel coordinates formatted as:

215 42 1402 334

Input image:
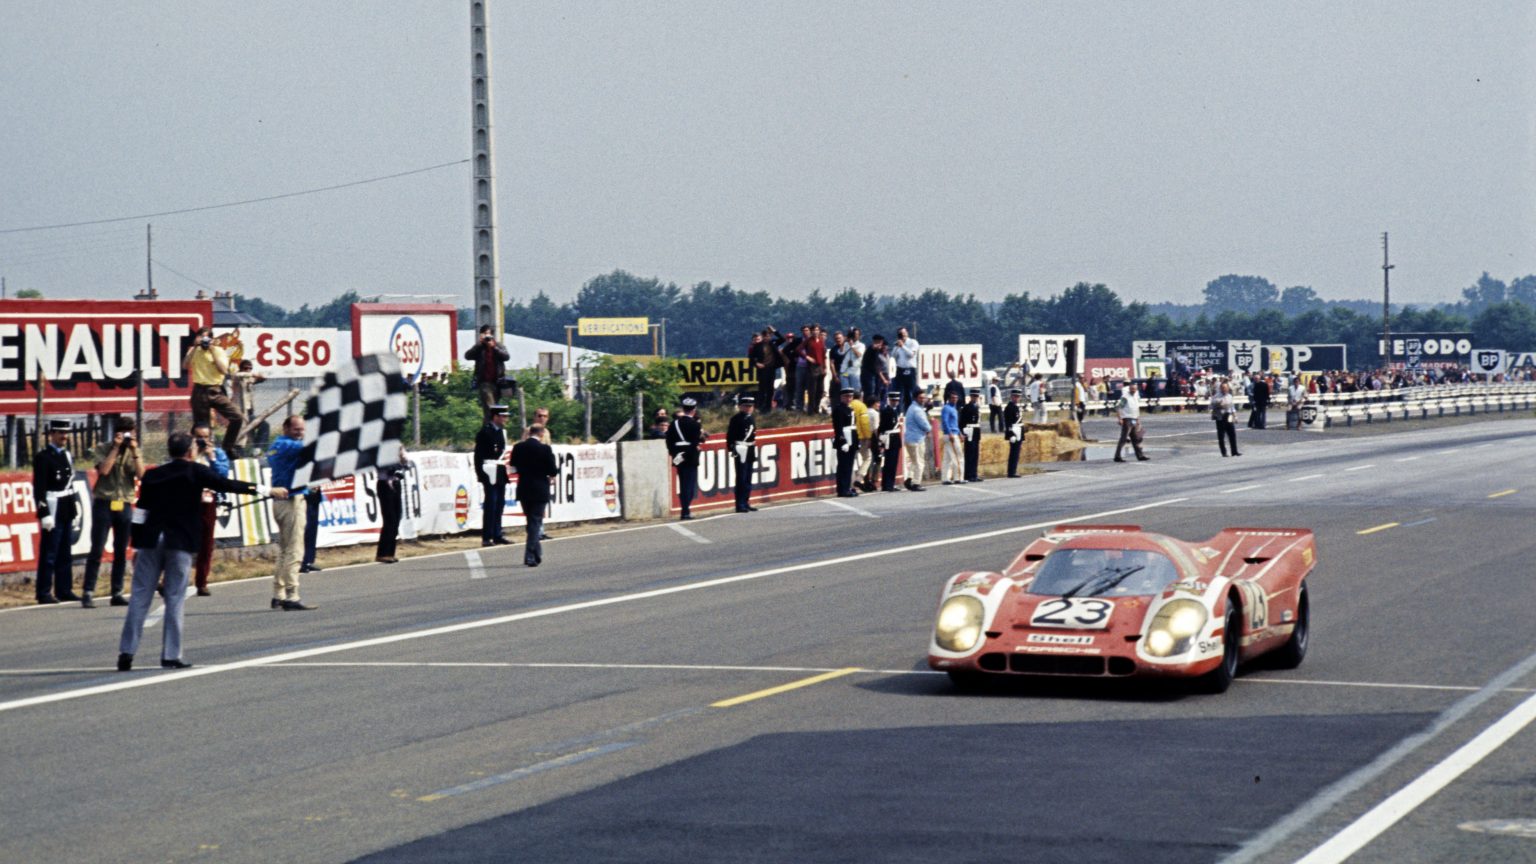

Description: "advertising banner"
1132 340 1166 362
0 299 213 415
1471 349 1506 376
236 327 340 377
1378 332 1473 368
1510 352 1536 370
1085 358 1133 381
352 304 458 381
578 317 649 337
1140 340 1261 375
1264 344 1348 373
678 357 757 390
672 424 838 515
919 344 984 388
1017 334 1085 376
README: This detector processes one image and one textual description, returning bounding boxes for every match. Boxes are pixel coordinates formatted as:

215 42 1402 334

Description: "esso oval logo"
254 332 333 372
390 317 426 379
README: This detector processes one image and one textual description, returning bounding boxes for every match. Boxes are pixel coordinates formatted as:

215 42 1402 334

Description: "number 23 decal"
1031 598 1115 629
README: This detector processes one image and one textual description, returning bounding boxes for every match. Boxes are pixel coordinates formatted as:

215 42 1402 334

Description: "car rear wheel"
1200 604 1241 694
1272 582 1309 669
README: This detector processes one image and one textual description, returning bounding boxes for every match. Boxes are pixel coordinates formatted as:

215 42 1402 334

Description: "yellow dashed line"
1488 489 1518 499
710 668 862 708
1357 522 1400 536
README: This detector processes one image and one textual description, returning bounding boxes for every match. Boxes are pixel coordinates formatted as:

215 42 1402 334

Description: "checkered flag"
292 352 410 488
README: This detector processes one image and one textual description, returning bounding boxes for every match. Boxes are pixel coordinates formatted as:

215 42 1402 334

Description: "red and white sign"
919 344 984 388
672 424 844 515
240 328 339 377
351 303 458 380
1085 358 1133 381
0 299 212 415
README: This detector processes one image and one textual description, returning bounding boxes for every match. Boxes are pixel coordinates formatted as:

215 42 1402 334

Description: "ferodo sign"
919 344 984 388
0 299 212 415
672 424 839 515
678 357 756 390
241 328 338 377
352 303 457 381
1378 332 1472 368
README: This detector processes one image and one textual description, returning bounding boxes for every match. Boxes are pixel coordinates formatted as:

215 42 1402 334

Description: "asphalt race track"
2 415 1535 864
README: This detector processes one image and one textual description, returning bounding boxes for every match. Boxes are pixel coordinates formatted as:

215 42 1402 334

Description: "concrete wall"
618 439 672 521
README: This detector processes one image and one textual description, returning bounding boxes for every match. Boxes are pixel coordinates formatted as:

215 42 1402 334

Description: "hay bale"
1022 429 1058 462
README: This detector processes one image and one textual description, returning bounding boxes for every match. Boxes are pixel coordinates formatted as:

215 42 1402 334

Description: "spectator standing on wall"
843 327 865 393
779 327 802 411
828 331 849 405
229 360 264 454
464 325 512 419
862 334 890 403
891 328 920 410
749 328 779 411
802 325 827 413
184 326 244 454
189 424 229 597
83 417 144 608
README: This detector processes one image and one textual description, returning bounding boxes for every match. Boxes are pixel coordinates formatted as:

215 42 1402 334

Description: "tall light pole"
1381 232 1394 372
470 1 503 338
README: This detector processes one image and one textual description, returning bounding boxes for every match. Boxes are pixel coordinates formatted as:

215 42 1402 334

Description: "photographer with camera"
464 325 513 419
182 327 244 453
891 327 920 410
82 417 145 607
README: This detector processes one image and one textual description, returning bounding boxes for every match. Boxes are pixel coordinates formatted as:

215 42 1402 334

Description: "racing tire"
1200 604 1242 694
1271 581 1309 669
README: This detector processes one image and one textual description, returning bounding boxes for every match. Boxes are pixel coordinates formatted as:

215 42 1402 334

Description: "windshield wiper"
1063 565 1145 598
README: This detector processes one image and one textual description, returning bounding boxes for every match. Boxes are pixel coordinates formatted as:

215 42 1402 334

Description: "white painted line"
666 523 711 544
1221 484 1264 494
1394 456 1422 462
952 482 1005 496
1297 691 1536 863
1345 464 1375 472
1221 641 1536 864
0 497 1187 715
144 585 196 631
1288 473 1326 483
465 550 486 580
823 499 879 518
1472 442 1497 449
1439 448 1461 455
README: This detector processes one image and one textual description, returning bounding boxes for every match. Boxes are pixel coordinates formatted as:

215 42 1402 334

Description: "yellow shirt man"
188 344 231 387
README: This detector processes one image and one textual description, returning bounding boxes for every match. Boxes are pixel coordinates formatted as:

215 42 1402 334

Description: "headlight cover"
1145 599 1209 657
935 595 985 652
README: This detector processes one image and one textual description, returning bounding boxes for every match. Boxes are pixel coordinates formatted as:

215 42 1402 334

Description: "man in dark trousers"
666 396 706 519
33 419 81 604
475 404 512 546
118 431 272 671
960 387 984 482
1248 373 1270 429
726 395 758 513
749 330 779 412
463 325 513 418
1002 388 1025 478
510 425 559 566
831 386 859 497
375 449 409 563
876 390 904 492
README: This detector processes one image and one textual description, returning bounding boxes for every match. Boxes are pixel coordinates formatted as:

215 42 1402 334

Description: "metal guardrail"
1043 382 1536 425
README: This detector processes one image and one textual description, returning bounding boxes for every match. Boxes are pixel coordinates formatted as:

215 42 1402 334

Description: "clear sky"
2 1 1532 310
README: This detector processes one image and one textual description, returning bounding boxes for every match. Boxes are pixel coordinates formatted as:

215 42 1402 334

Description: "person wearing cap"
1003 388 1026 477
939 389 964 485
666 396 706 519
875 390 904 492
118 431 276 671
831 387 859 497
901 390 930 491
83 417 144 607
510 425 559 566
960 388 984 483
32 419 81 604
475 404 512 545
726 395 758 512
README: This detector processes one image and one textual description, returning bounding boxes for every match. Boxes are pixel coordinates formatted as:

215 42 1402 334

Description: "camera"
198 337 212 349
121 432 133 442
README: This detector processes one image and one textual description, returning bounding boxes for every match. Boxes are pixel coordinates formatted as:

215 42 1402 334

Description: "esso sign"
390 317 426 379
241 328 339 377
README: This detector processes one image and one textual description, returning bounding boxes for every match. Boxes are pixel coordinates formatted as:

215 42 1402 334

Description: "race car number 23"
1031 598 1115 629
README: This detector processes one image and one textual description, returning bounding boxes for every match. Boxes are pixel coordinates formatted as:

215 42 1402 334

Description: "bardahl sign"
0 299 213 415
677 357 756 391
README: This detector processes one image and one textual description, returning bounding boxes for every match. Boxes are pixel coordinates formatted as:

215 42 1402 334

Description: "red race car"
928 524 1314 692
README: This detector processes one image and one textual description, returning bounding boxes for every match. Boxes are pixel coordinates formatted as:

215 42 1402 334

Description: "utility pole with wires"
146 223 155 299
470 0 503 339
1381 231 1394 371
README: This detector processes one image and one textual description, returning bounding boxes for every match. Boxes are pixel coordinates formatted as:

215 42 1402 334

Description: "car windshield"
1029 548 1181 597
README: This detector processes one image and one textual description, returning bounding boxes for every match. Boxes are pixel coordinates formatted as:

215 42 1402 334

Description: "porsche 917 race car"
928 524 1314 692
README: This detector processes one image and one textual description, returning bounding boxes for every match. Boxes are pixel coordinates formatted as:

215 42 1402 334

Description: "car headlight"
935 595 985 652
1145 599 1208 657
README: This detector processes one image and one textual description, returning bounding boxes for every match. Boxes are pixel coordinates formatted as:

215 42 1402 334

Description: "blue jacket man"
901 391 932 490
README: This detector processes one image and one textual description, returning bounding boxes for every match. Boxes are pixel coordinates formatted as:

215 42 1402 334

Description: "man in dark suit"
1248 373 1271 429
831 387 858 497
666 396 706 519
876 391 904 492
510 424 559 567
32 419 80 604
726 395 758 513
118 431 272 671
960 387 983 482
475 405 511 546
1002 388 1025 478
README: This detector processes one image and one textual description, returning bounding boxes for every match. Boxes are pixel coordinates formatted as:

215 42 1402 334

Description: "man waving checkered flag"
291 353 410 489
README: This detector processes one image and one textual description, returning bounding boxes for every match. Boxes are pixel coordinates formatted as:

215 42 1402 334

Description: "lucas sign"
919 344 984 388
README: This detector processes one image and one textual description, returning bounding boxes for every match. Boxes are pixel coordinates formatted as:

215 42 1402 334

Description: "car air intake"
1009 654 1106 675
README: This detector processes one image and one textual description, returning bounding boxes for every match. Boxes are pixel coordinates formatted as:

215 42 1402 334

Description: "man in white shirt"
890 327 920 411
1113 384 1149 463
1027 374 1048 424
1286 379 1308 430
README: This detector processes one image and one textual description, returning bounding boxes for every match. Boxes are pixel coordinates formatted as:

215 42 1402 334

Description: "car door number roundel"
1031 598 1115 629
